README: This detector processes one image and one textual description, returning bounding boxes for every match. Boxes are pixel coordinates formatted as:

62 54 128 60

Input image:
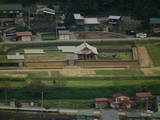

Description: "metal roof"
24 49 45 54
58 42 98 55
74 14 84 20
0 4 22 11
84 18 100 25
16 32 32 36
58 46 77 53
37 8 55 15
58 30 70 35
157 96 160 101
108 16 121 20
7 53 24 60
136 92 152 98
150 18 160 24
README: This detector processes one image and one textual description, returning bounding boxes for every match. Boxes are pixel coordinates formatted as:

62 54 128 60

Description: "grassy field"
42 33 57 40
96 70 143 76
147 42 160 66
8 46 58 54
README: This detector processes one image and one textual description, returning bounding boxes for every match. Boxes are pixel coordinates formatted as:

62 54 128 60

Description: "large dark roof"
0 4 23 11
150 18 160 24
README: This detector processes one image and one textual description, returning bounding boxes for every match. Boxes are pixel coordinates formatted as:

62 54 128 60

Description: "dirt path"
137 46 153 67
141 67 160 76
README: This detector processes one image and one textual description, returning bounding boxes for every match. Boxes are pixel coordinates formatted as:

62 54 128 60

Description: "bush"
0 63 19 67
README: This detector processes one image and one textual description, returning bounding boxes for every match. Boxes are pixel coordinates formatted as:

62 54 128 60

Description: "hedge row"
0 83 159 100
0 78 25 82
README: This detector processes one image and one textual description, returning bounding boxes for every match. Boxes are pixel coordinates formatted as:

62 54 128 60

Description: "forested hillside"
0 0 160 19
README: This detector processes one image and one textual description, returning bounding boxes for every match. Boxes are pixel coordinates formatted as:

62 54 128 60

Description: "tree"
26 80 45 98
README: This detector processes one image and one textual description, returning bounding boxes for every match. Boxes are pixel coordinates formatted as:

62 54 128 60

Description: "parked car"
136 33 147 38
126 30 137 35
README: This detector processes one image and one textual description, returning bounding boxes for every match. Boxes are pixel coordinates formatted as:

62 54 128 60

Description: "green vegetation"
147 43 160 66
42 33 57 40
96 45 132 49
96 70 144 76
98 52 133 60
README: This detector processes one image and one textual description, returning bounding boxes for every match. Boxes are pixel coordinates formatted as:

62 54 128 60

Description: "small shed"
58 30 70 40
150 18 160 33
107 16 121 25
16 32 32 42
7 53 24 60
74 13 85 26
95 98 110 109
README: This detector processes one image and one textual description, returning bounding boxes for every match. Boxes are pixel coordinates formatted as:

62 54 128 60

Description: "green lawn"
42 33 57 40
147 43 160 66
0 55 16 63
8 46 58 54
96 70 143 76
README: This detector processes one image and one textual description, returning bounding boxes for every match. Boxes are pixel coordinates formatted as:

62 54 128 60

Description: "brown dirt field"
137 46 153 67
60 68 96 77
75 32 124 39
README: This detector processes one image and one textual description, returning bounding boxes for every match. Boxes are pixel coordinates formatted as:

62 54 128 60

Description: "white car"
136 33 147 38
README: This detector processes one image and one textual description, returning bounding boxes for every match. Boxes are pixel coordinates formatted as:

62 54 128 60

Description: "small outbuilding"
95 98 110 109
16 32 32 42
150 18 160 33
107 16 121 25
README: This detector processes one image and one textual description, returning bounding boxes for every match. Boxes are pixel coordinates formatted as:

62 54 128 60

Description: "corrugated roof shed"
0 4 22 11
150 18 160 24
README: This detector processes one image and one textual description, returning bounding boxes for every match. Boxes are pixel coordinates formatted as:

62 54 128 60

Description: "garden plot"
75 32 125 39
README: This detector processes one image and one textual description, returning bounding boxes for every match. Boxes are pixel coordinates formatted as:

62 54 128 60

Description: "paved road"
101 109 119 120
0 37 160 45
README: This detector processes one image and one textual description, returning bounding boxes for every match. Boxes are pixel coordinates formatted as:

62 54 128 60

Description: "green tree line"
0 0 160 19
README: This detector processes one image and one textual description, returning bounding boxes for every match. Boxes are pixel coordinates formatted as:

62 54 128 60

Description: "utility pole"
28 8 31 29
41 91 44 110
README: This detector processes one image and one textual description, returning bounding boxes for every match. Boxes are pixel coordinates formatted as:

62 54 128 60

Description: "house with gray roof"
58 42 98 60
0 4 23 18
